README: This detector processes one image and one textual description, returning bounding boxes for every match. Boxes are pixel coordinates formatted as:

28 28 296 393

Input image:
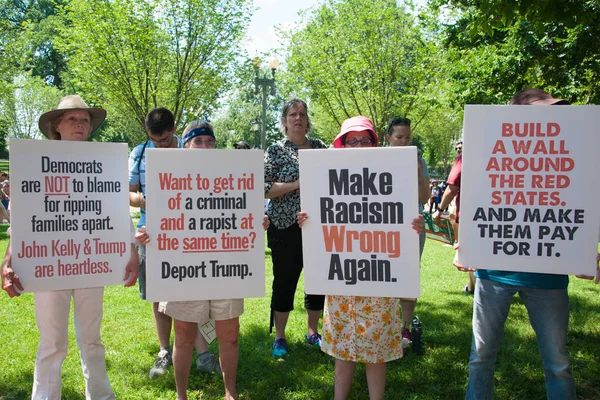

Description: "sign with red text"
299 148 420 297
457 106 600 275
144 149 265 301
9 139 132 292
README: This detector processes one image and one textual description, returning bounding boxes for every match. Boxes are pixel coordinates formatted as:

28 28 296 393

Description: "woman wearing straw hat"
1 95 139 400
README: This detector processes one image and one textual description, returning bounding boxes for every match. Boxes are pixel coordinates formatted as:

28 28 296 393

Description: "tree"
2 73 62 140
212 58 288 149
430 0 600 104
0 0 69 87
60 0 251 145
283 0 437 142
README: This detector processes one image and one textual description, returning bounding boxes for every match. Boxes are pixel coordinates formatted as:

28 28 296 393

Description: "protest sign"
145 149 265 302
457 105 600 275
299 147 420 298
9 139 131 292
423 213 456 244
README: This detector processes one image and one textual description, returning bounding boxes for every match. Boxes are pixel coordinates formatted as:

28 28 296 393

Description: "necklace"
292 136 308 148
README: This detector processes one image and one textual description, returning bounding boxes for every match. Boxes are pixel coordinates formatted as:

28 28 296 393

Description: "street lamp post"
253 56 280 150
252 118 260 148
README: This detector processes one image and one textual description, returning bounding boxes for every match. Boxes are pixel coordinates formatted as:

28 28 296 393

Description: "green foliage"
0 0 69 87
60 0 252 143
212 58 286 149
284 0 436 143
1 73 62 140
431 0 600 104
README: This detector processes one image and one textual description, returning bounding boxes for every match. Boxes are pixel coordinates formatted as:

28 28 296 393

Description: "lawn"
0 160 8 174
0 229 599 399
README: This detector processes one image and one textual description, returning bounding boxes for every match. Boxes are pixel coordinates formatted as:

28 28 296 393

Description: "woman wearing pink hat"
299 116 424 400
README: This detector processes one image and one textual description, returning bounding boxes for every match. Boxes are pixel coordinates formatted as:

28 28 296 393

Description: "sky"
242 0 320 57
242 0 428 58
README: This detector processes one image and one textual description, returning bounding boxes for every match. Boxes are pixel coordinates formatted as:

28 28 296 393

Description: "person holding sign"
385 117 430 351
129 107 183 378
1 95 139 400
456 89 585 400
264 98 328 357
299 116 424 400
136 120 246 400
129 109 220 378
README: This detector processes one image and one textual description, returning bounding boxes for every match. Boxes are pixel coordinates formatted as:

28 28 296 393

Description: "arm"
0 201 10 223
128 146 145 207
575 251 600 284
122 244 139 287
418 158 430 205
1 239 23 297
129 183 146 208
265 181 300 199
264 144 300 199
433 184 458 224
451 243 476 273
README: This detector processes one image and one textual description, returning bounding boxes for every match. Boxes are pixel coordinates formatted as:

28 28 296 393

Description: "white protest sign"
457 105 600 275
299 147 420 298
145 149 265 302
9 139 131 292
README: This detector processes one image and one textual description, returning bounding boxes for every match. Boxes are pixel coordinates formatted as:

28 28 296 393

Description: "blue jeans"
466 278 575 400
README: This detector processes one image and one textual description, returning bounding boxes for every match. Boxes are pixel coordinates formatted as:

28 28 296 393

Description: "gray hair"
279 98 313 135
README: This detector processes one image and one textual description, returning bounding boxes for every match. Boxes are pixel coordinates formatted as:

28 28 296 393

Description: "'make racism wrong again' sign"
300 147 420 298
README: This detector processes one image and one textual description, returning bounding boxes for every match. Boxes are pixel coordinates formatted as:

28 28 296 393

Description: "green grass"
1 232 599 399
0 160 8 174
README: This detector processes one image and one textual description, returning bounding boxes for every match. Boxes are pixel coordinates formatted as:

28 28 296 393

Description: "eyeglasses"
346 138 374 147
455 146 462 151
150 134 174 146
190 137 216 147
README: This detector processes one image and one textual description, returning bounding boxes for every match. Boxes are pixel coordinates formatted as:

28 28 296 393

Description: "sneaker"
305 333 322 347
196 353 222 374
149 349 172 378
401 328 412 350
272 337 289 358
464 284 475 295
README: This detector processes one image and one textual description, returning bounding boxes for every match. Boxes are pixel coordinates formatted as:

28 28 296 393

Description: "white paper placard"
457 105 600 275
145 149 265 301
299 147 420 297
9 139 131 291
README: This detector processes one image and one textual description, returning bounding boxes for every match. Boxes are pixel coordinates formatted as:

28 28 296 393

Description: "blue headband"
183 126 215 145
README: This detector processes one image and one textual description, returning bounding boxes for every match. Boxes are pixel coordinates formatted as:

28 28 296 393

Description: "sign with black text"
10 139 131 291
457 106 600 275
299 147 420 297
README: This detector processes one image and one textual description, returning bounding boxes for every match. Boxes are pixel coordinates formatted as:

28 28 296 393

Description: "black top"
264 137 327 229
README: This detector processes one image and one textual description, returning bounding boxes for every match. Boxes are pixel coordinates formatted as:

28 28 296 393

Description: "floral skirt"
321 295 403 363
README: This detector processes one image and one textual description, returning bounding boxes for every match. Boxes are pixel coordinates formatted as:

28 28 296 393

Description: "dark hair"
386 117 411 136
234 141 250 149
279 98 312 134
145 107 175 135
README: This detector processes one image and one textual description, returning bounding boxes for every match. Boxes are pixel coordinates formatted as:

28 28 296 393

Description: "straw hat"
38 95 107 140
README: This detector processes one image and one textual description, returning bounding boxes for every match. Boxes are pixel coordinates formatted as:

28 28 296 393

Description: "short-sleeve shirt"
446 154 462 220
264 137 327 230
128 137 183 227
418 154 429 214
